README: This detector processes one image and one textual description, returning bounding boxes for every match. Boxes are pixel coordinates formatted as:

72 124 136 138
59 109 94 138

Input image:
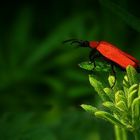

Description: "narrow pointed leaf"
79 61 94 71
128 89 138 108
108 75 115 87
81 104 98 114
132 97 140 125
103 101 122 114
124 75 129 82
89 75 109 101
95 111 125 128
115 90 125 103
126 65 138 85
123 75 130 88
128 84 138 94
138 84 140 97
103 88 114 101
116 101 127 112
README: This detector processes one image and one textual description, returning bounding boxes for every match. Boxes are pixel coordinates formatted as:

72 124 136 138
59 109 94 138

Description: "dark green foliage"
0 0 140 139
81 65 140 139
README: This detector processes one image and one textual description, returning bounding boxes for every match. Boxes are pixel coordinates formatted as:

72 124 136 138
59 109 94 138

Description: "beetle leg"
89 50 101 69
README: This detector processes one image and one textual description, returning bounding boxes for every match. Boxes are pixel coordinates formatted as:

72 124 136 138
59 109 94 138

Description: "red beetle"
63 39 140 73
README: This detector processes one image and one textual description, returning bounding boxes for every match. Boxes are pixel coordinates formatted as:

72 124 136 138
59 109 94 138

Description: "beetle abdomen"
96 41 139 69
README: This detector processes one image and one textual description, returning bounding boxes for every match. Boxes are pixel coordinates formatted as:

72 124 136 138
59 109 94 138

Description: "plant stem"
114 125 127 140
114 125 121 140
133 131 139 140
122 128 127 140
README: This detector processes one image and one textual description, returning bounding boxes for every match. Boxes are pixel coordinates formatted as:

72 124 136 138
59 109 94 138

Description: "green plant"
80 63 140 140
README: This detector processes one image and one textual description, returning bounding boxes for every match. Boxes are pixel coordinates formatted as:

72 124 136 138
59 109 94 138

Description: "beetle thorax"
89 41 99 49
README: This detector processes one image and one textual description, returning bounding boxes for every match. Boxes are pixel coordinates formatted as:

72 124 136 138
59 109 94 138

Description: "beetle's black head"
63 39 89 48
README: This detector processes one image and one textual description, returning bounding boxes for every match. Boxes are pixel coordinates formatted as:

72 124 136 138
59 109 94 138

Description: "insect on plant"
64 39 140 140
64 39 140 87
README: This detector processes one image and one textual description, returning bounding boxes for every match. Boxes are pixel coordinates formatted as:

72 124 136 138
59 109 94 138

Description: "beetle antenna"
63 39 78 44
63 39 89 47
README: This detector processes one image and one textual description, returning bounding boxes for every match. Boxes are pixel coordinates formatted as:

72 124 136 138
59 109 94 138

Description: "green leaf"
123 75 130 88
108 75 115 87
115 90 125 103
132 97 140 126
79 61 111 72
89 75 109 101
138 84 140 97
94 61 111 72
128 84 138 108
103 88 114 101
95 111 125 128
103 101 122 114
128 89 138 109
126 65 138 85
128 84 138 94
81 104 98 114
116 101 127 112
79 61 94 71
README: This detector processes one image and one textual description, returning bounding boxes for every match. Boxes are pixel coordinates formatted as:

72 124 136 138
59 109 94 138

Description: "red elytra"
90 41 140 69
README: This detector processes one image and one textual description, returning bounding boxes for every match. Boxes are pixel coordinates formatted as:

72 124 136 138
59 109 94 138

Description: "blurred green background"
0 0 140 139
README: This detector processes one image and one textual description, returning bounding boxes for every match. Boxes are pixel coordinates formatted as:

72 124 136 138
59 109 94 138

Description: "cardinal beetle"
63 39 140 86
